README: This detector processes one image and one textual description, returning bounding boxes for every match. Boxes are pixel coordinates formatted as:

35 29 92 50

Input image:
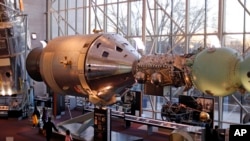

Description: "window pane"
207 0 218 32
225 0 244 33
222 94 241 128
68 9 76 35
189 34 220 51
189 0 218 34
106 3 118 33
247 0 250 32
224 34 244 53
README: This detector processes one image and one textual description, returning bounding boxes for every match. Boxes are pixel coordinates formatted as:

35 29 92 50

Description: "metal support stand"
218 97 223 128
147 125 153 135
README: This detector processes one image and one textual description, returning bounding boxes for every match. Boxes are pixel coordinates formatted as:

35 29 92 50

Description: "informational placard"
229 125 250 141
94 108 111 141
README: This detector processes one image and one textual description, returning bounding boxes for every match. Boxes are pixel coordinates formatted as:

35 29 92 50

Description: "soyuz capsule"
26 33 141 105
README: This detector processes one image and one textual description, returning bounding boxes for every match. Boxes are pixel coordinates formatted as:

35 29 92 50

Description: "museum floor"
0 107 169 141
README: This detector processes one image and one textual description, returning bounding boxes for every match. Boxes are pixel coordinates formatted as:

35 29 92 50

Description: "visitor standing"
42 107 48 124
43 117 59 141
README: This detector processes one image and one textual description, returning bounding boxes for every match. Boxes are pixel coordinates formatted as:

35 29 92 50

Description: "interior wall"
23 0 47 49
23 0 47 98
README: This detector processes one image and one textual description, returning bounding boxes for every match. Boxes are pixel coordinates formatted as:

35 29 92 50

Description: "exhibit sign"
94 108 111 141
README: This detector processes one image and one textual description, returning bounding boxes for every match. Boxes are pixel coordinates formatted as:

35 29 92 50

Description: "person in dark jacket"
42 107 48 124
204 123 213 141
43 117 58 141
212 125 222 141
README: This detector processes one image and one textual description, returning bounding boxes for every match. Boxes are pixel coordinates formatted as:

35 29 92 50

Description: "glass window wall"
47 0 250 129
